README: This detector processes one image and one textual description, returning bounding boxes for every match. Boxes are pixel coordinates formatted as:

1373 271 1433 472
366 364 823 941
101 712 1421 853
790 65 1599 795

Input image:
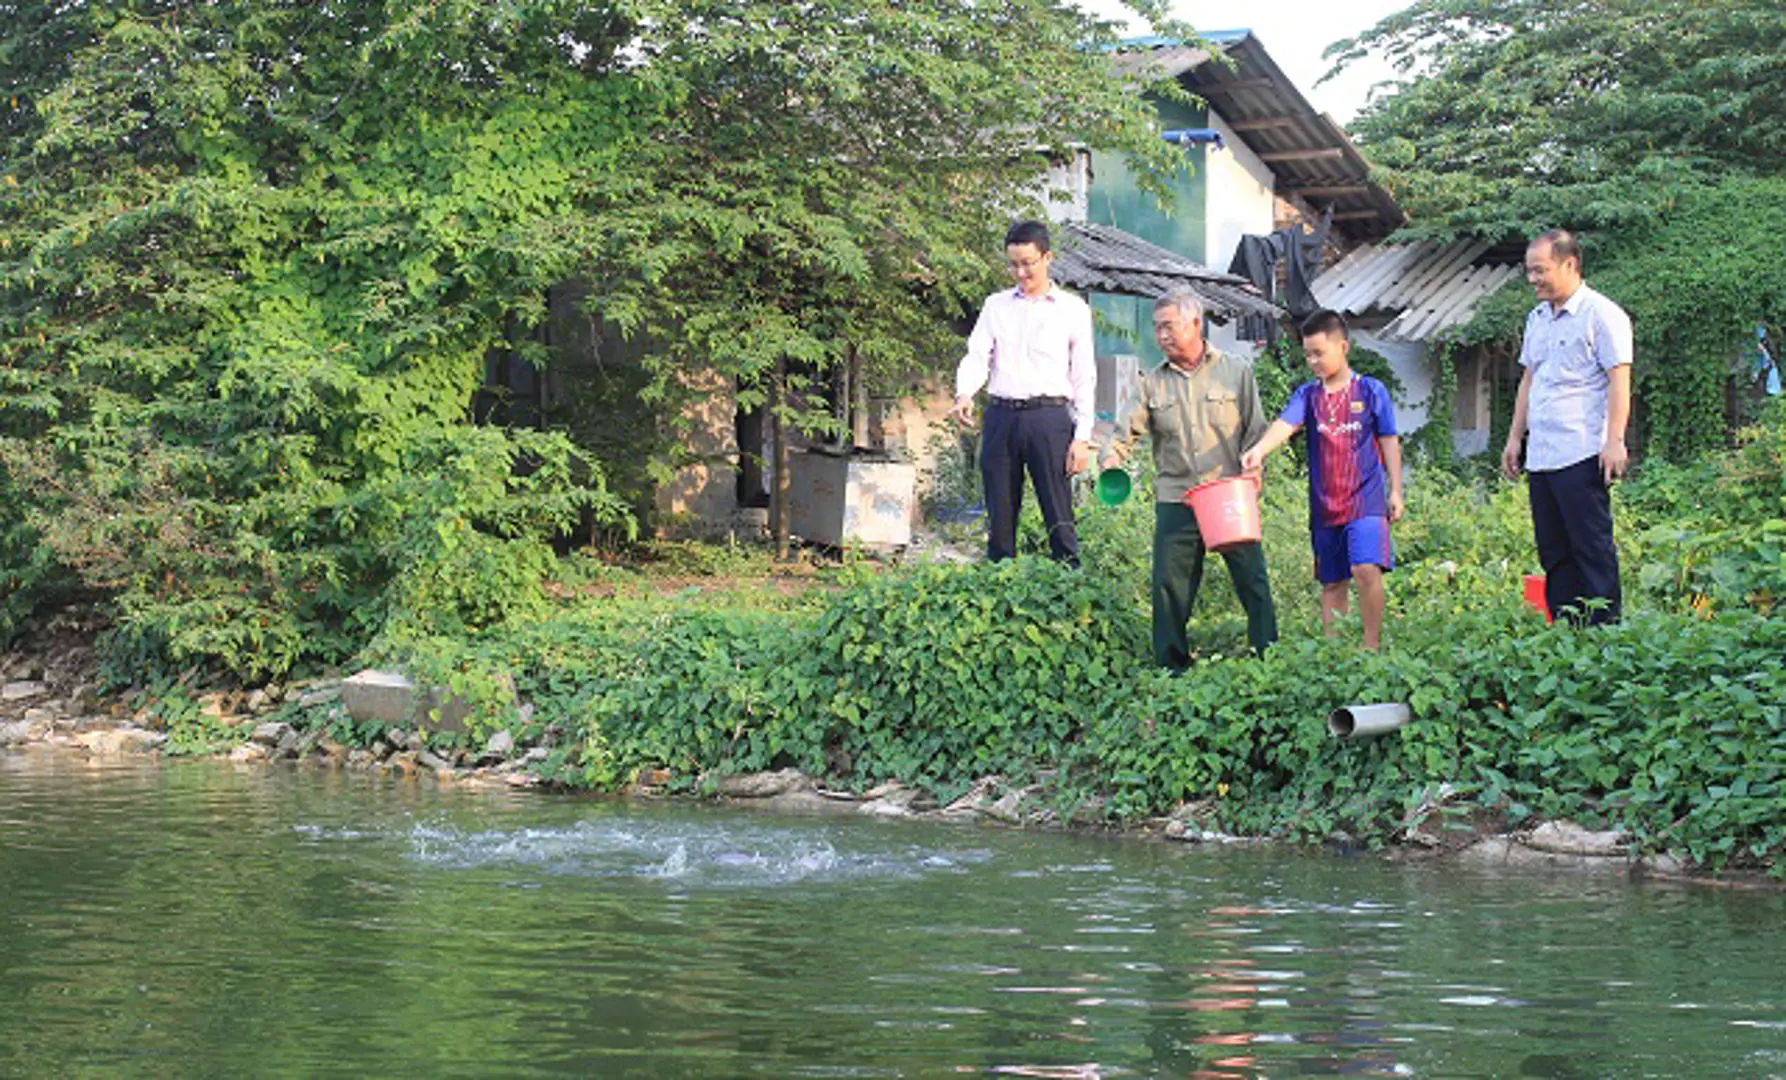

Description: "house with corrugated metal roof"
1068 31 1402 362
1312 239 1526 458
980 28 1404 437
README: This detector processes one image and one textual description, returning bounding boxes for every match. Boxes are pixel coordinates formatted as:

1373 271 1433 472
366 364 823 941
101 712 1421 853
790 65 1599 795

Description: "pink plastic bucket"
1184 475 1262 552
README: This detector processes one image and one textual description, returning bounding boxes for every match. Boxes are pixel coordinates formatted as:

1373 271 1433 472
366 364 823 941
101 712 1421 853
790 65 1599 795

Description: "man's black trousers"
980 400 1078 564
1529 455 1622 625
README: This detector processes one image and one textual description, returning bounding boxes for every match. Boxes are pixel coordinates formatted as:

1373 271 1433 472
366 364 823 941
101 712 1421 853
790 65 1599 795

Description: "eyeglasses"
1007 255 1049 273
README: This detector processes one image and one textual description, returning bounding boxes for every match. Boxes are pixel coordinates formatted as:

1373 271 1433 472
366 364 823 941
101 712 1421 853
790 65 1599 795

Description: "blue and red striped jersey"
1277 374 1398 528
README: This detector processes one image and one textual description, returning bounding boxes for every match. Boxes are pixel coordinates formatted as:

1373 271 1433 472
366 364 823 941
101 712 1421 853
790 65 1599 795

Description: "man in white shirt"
948 220 1096 564
1500 229 1634 625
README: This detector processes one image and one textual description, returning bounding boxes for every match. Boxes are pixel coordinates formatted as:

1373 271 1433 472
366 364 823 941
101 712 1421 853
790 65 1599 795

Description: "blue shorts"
1311 516 1394 584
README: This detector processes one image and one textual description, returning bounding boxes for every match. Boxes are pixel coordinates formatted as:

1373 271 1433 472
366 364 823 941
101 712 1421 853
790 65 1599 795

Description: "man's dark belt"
988 395 1069 410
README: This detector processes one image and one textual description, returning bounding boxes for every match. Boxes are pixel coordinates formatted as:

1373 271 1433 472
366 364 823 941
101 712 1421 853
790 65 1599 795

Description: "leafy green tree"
0 0 647 673
1332 0 1786 235
0 0 1190 671
1327 0 1786 458
579 0 1188 551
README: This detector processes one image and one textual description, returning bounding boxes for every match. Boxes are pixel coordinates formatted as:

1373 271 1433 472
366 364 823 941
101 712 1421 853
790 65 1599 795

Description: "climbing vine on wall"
1591 177 1786 459
1405 340 1456 468
1443 174 1786 467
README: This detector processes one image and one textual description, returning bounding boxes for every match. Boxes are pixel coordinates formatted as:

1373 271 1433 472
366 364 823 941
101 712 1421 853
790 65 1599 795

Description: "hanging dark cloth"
1227 207 1333 339
1280 207 1331 318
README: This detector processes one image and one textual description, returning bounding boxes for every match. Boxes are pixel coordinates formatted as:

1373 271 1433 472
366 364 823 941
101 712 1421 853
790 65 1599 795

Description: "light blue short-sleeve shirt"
1519 283 1633 472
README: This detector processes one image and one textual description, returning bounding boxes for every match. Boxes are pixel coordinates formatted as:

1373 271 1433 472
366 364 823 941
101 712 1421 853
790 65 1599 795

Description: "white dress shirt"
1519 283 1634 472
954 283 1097 443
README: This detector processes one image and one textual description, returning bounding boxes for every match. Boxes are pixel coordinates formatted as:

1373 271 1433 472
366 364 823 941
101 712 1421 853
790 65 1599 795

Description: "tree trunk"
850 344 869 449
834 346 852 451
769 357 792 559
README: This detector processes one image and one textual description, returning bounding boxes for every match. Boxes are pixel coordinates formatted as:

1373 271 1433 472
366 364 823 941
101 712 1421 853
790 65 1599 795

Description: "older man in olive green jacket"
1102 288 1278 667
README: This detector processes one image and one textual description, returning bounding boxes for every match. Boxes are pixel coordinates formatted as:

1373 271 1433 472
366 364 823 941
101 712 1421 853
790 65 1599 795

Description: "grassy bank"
313 405 1786 876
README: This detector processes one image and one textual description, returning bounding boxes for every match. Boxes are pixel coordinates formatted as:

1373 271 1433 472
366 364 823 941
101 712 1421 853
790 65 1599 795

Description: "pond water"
2 751 1783 1078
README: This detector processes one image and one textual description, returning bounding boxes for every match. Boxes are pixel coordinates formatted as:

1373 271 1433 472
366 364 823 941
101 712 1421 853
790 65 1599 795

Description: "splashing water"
299 813 991 889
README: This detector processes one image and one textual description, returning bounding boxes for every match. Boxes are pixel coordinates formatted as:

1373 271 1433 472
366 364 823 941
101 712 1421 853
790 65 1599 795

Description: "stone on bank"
339 669 508 734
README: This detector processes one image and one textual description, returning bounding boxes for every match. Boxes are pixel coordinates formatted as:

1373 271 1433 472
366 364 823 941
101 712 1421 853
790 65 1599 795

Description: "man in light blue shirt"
1500 229 1634 625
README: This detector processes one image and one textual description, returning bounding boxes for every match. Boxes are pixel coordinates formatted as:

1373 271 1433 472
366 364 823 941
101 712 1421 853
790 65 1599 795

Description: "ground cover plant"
338 403 1786 877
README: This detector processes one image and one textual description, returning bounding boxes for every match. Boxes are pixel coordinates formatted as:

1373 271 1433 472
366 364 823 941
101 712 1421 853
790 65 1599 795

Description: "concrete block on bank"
1457 835 1631 872
77 727 167 756
339 669 477 734
339 671 417 724
716 768 813 799
1524 820 1627 857
250 721 295 748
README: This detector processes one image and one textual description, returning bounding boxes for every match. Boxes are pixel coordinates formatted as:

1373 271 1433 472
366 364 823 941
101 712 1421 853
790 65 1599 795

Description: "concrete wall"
1452 346 1494 458
1344 332 1505 459
1084 95 1208 372
1200 113 1278 279
876 381 964 503
1354 330 1433 436
653 368 741 532
1201 113 1278 361
1207 318 1262 361
1040 152 1092 225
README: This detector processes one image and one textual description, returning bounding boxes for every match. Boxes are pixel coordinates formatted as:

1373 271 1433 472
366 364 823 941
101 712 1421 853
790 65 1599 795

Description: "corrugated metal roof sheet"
1052 221 1281 323
1312 240 1522 342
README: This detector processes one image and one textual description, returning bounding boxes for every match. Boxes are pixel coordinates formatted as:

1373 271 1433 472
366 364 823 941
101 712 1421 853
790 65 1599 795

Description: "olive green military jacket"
1104 346 1268 504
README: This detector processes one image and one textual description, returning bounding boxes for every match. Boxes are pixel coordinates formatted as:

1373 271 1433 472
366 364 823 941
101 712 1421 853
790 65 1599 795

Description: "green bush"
800 560 1148 800
1621 399 1786 616
520 561 1148 800
394 492 1784 874
0 484 70 647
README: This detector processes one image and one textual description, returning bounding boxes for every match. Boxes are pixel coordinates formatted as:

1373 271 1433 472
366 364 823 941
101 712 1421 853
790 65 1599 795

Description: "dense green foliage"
1 1 643 671
1333 0 1786 459
1334 0 1786 234
0 0 1189 669
1622 398 1786 614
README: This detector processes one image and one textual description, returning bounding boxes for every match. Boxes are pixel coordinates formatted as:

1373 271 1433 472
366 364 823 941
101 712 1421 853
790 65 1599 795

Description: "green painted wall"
1084 96 1208 371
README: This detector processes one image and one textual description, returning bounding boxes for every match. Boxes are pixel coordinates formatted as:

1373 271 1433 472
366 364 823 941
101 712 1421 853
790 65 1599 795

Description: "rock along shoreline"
1 616 1770 891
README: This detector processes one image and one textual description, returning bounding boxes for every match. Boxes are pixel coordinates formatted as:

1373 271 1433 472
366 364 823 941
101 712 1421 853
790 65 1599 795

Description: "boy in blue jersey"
1241 310 1404 650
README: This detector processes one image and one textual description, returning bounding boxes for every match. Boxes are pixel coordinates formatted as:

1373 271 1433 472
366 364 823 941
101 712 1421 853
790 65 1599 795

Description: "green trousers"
1152 501 1278 668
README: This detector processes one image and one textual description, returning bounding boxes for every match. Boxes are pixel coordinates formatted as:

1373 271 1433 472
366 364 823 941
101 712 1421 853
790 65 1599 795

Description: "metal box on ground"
787 449 916 549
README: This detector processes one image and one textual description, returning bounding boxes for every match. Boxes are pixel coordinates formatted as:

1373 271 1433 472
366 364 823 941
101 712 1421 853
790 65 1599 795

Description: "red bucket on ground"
1184 475 1262 552
1522 573 1553 623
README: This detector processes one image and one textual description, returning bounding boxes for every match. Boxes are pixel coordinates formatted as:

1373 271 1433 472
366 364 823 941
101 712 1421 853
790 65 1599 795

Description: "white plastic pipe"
1328 703 1411 739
